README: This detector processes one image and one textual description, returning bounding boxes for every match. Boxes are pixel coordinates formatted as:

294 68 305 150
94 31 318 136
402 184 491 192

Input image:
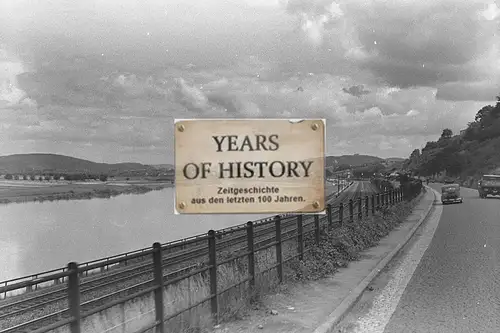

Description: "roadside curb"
313 186 436 333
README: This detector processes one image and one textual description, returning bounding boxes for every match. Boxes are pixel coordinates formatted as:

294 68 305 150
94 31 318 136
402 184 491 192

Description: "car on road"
478 174 500 198
441 183 463 204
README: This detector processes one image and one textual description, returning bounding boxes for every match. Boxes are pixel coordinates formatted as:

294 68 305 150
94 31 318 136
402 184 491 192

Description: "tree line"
4 173 109 182
405 93 500 178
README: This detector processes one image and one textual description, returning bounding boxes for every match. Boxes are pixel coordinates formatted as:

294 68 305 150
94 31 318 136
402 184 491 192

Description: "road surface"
335 184 500 333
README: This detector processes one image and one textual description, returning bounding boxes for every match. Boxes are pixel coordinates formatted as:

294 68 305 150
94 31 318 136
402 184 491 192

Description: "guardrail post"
376 193 380 209
314 215 320 244
338 203 344 226
365 196 369 216
297 215 304 261
327 204 332 229
371 195 375 215
68 262 81 333
275 216 283 282
357 197 362 220
152 243 165 333
349 199 354 222
208 230 219 324
246 222 256 290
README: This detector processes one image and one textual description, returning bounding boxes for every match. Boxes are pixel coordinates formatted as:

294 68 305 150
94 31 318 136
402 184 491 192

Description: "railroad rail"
0 180 397 333
0 179 355 299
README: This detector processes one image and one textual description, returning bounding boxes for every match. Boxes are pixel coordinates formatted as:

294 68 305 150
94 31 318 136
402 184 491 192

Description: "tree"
440 128 453 140
474 105 494 123
99 174 108 182
5 174 12 180
30 175 35 181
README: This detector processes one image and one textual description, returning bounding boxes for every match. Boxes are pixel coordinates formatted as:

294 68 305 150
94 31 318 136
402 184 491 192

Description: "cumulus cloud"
283 0 499 101
285 0 345 47
0 0 499 163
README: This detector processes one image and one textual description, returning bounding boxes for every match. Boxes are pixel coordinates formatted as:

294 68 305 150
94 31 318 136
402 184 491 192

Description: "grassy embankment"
0 179 173 204
66 185 424 333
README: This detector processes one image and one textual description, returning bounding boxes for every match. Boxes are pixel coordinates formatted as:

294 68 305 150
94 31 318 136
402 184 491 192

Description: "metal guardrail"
0 181 355 297
0 183 409 333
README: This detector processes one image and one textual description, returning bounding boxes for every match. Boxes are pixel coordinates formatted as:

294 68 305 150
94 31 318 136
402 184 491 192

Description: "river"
0 182 337 281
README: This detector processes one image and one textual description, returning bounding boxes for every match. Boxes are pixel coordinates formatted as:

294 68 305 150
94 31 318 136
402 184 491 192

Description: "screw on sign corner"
177 124 185 132
311 122 320 131
178 202 186 210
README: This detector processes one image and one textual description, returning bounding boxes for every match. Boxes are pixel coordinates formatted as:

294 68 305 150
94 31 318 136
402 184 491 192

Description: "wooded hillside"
404 94 500 183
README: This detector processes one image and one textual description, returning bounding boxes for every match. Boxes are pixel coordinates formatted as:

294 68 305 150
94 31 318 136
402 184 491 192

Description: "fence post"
152 243 165 333
339 203 344 227
208 230 219 324
275 216 283 282
349 199 354 222
371 195 375 215
67 262 81 333
297 215 304 261
357 197 362 220
314 215 320 244
246 222 255 290
327 204 332 228
365 196 369 216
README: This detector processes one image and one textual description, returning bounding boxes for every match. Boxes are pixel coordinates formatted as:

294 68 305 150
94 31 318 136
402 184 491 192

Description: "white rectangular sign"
174 119 325 214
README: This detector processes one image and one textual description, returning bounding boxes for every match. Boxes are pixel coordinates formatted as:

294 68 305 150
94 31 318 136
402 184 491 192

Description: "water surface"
0 182 337 281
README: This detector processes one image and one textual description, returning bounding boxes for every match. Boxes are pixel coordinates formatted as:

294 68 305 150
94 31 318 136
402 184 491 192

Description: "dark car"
441 183 463 204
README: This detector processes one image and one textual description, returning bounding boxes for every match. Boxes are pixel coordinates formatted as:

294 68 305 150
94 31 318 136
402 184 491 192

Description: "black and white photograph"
0 0 499 332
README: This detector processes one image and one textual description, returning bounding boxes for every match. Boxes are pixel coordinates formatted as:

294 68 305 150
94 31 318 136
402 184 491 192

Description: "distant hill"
385 157 405 163
150 164 175 170
325 154 384 168
0 153 164 175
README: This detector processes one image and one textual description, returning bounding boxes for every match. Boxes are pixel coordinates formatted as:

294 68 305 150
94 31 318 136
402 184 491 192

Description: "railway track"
0 181 378 333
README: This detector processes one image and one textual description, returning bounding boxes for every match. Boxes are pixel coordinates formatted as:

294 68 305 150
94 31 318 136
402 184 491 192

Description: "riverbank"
0 180 174 204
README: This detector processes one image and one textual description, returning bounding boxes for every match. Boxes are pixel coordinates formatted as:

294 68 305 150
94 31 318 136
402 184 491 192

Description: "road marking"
350 189 443 333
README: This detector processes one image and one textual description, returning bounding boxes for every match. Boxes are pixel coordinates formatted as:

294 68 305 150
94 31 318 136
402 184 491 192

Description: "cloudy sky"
1 0 499 164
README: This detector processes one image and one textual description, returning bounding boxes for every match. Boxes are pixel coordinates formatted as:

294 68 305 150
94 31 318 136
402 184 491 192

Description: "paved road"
335 185 500 333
